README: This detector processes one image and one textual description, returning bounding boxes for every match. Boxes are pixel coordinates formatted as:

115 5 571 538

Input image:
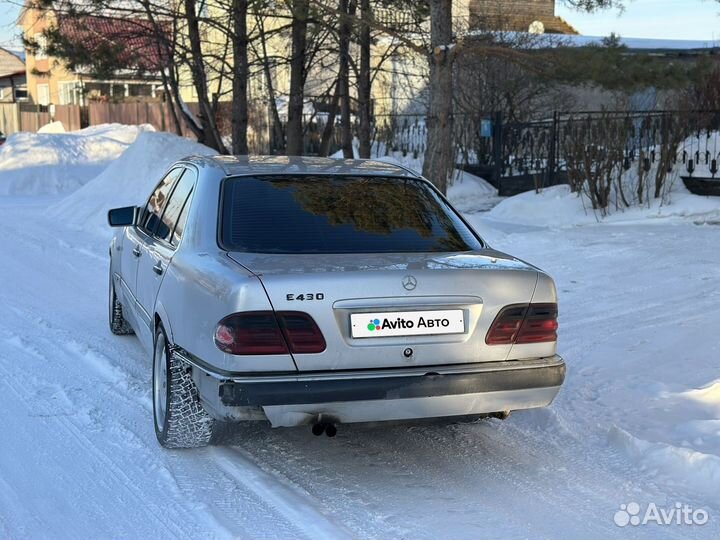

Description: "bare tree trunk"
255 12 284 153
338 0 355 158
357 0 372 158
184 0 227 152
318 78 341 156
231 0 249 154
422 0 454 194
160 72 183 135
286 0 309 155
139 0 182 135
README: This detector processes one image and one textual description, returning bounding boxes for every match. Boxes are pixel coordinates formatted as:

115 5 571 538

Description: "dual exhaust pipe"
311 422 337 437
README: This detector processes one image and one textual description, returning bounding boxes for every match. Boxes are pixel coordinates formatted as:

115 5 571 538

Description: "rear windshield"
220 175 483 254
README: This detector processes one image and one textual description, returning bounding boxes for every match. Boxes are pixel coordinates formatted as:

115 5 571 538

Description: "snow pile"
609 426 720 502
49 131 215 233
446 170 499 213
37 121 66 134
0 124 151 196
487 183 720 226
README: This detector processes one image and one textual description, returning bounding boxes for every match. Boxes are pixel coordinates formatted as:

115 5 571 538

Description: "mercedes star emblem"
402 275 417 291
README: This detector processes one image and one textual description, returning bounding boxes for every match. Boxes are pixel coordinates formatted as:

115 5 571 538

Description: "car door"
118 167 183 320
135 167 196 346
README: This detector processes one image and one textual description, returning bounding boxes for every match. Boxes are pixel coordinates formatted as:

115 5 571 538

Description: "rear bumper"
210 356 565 425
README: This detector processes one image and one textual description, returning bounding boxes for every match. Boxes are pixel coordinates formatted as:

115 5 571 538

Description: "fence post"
547 111 559 185
14 103 21 134
492 110 503 194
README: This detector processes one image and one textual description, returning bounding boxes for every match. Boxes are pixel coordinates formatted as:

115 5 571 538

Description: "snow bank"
446 170 499 213
0 124 150 196
681 379 720 411
609 426 720 502
49 131 215 233
487 183 720 227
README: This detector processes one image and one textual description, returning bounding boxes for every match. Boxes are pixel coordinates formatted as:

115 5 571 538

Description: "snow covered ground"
1 128 719 539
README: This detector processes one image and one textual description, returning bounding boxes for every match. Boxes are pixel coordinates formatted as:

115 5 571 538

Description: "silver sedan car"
107 156 565 448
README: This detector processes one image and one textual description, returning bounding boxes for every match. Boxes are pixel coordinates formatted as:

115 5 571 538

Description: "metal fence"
360 110 720 196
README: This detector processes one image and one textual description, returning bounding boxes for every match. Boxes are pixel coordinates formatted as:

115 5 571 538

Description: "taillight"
485 305 526 345
214 311 326 355
277 311 326 354
516 304 558 344
486 303 558 345
214 312 288 355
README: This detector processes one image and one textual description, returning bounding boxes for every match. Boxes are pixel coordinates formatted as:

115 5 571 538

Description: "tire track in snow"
211 447 356 540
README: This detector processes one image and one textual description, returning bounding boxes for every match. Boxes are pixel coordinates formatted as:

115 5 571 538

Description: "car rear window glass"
221 175 483 254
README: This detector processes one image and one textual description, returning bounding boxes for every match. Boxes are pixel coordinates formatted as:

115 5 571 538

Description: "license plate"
350 309 465 338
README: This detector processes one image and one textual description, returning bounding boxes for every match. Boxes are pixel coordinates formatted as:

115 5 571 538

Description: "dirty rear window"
220 175 483 254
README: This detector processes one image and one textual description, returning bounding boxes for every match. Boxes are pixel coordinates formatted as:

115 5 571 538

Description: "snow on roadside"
0 124 151 196
48 131 215 235
446 170 500 213
609 426 720 503
486 183 720 226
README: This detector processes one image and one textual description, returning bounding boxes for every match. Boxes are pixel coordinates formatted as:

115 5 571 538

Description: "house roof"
0 47 25 79
563 35 720 53
56 15 170 72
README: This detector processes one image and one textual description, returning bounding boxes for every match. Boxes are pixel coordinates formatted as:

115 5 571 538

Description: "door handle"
132 246 142 258
152 262 163 275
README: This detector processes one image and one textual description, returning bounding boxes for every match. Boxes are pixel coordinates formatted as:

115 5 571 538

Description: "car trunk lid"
228 251 539 371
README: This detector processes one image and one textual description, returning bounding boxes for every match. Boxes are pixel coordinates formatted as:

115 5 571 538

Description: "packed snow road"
1 196 718 540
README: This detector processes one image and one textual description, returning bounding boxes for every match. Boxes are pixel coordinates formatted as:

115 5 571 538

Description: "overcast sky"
1 0 719 50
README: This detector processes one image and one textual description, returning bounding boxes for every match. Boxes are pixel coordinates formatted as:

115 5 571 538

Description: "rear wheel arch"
153 301 174 346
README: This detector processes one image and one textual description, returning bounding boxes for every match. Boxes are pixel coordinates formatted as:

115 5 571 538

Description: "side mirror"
108 206 139 227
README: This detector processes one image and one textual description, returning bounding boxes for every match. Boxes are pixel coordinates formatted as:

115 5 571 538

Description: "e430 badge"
286 293 325 301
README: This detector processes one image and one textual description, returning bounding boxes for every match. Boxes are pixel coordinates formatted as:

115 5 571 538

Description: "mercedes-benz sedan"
107 156 565 448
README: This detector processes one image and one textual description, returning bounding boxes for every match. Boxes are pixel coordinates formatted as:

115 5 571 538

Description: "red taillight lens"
214 312 289 355
276 311 326 354
516 304 558 344
485 305 527 345
214 311 326 355
486 303 558 345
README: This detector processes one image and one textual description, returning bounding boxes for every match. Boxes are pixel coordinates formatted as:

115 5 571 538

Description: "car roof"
181 155 421 179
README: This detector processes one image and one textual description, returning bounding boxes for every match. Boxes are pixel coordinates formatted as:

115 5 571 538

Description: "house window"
34 33 48 60
59 81 83 105
37 84 50 106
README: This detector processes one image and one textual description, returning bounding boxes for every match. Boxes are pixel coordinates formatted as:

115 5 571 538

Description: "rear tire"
109 271 134 335
153 324 215 448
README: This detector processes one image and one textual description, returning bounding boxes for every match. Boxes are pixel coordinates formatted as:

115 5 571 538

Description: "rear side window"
140 167 184 235
156 169 195 243
220 175 483 254
171 188 193 246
